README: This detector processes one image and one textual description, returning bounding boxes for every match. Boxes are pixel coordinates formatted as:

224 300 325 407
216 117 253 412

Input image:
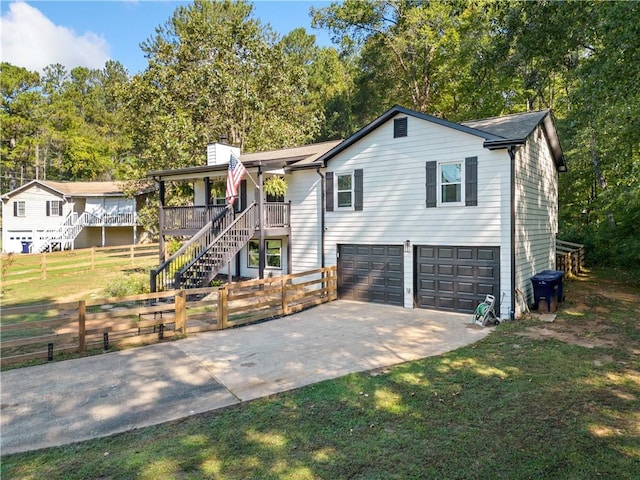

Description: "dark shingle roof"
461 110 549 142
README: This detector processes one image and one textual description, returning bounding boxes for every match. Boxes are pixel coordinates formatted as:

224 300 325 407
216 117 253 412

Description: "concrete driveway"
0 300 490 455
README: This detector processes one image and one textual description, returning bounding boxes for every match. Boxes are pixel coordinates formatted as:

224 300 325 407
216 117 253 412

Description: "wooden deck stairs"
151 203 259 292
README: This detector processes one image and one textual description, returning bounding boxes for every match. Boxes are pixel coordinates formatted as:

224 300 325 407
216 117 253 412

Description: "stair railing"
150 206 235 292
174 203 259 289
30 211 79 253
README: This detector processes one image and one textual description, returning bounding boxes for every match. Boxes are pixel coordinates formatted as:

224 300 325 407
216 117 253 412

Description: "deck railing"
83 212 136 226
162 205 227 232
161 203 290 233
264 202 290 227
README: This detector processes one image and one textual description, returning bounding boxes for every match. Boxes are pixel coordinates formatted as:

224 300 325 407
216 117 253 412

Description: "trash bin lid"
531 270 564 282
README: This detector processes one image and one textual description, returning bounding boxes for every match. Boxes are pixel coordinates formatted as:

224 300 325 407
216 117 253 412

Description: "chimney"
206 141 240 166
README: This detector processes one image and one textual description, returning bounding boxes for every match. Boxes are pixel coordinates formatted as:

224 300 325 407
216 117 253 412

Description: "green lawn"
2 268 639 479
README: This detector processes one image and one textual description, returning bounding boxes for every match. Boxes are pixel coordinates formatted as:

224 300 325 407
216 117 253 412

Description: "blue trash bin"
531 270 564 312
21 241 32 254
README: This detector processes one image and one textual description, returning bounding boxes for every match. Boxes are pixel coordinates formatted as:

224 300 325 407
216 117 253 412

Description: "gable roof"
308 105 566 171
1 180 139 201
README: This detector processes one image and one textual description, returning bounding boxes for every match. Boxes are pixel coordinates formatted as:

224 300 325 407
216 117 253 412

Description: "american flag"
226 153 246 206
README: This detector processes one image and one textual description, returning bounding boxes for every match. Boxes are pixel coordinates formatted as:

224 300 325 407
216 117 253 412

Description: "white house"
1 180 146 254
148 106 565 318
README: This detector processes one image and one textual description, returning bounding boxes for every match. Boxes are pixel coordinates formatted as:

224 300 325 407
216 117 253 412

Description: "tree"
123 0 322 178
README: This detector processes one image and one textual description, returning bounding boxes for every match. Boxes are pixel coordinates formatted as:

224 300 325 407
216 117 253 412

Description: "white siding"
2 185 70 253
514 125 559 314
288 114 514 313
287 170 323 273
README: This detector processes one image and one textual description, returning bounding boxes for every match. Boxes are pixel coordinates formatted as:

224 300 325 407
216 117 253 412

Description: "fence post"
281 275 289 316
218 286 228 330
175 290 187 334
41 253 47 280
130 245 135 267
78 300 86 353
91 247 95 270
330 266 338 300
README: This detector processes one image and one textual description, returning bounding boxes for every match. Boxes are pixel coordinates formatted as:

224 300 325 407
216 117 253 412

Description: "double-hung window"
336 173 353 208
439 162 463 205
13 200 26 217
426 157 477 208
47 200 63 216
326 169 364 212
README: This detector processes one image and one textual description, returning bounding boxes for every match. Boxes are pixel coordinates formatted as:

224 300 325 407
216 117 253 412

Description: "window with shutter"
426 158 478 207
326 170 364 211
14 200 26 217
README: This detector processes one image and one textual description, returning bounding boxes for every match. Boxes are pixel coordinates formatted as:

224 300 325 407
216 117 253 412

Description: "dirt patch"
515 271 640 350
520 321 620 348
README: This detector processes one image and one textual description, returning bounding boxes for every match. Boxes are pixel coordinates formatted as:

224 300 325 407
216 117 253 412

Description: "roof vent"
394 117 408 138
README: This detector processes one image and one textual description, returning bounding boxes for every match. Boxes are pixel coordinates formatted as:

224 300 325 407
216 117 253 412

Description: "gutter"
508 145 517 320
316 167 325 268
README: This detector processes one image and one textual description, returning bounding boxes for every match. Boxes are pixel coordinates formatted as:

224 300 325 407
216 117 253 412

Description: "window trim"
247 239 282 270
335 172 354 210
14 200 26 217
437 161 464 206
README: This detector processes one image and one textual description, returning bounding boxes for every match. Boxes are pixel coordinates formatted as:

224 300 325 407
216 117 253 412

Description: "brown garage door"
338 244 404 306
415 245 500 313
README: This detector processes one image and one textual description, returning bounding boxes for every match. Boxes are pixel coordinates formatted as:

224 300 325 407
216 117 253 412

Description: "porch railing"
264 202 290 228
83 212 136 226
161 203 289 233
162 205 227 232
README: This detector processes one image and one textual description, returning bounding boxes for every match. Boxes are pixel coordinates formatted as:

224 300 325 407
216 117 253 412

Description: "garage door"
415 245 500 313
338 244 404 306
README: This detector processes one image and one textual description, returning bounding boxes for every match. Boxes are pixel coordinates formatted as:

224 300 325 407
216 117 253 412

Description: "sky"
0 0 335 74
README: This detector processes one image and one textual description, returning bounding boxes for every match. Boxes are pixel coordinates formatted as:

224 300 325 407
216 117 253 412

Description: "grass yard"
2 268 639 479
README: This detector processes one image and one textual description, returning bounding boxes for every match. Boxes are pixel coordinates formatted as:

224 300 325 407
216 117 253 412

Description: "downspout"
509 146 517 320
316 167 325 268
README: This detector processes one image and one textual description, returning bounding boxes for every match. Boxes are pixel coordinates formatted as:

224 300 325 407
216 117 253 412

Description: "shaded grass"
2 269 639 479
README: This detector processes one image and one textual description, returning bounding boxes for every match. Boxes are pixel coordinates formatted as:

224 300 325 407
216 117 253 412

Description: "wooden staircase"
30 212 93 253
151 203 258 292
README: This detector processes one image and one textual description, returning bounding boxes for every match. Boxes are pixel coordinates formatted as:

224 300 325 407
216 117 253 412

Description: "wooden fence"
1 243 158 286
0 266 337 368
556 239 586 277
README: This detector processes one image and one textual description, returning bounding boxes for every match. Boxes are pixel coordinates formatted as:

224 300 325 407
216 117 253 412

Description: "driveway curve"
1 300 490 455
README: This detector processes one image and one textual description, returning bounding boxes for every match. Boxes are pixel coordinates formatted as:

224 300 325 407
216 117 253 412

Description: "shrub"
103 272 150 297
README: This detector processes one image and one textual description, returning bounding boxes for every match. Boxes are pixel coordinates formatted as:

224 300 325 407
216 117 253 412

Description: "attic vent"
394 117 408 138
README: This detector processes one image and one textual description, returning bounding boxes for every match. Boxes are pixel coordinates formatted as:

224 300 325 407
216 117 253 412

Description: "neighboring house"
148 105 565 318
1 180 146 254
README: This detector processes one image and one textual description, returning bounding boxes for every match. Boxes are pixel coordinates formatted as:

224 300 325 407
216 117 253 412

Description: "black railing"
151 207 234 292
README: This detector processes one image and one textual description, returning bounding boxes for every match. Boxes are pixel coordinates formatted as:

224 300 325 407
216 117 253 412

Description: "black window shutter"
46 201 51 216
13 201 18 216
325 172 334 212
394 118 408 138
59 201 64 215
354 169 363 211
426 161 437 208
465 156 478 206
